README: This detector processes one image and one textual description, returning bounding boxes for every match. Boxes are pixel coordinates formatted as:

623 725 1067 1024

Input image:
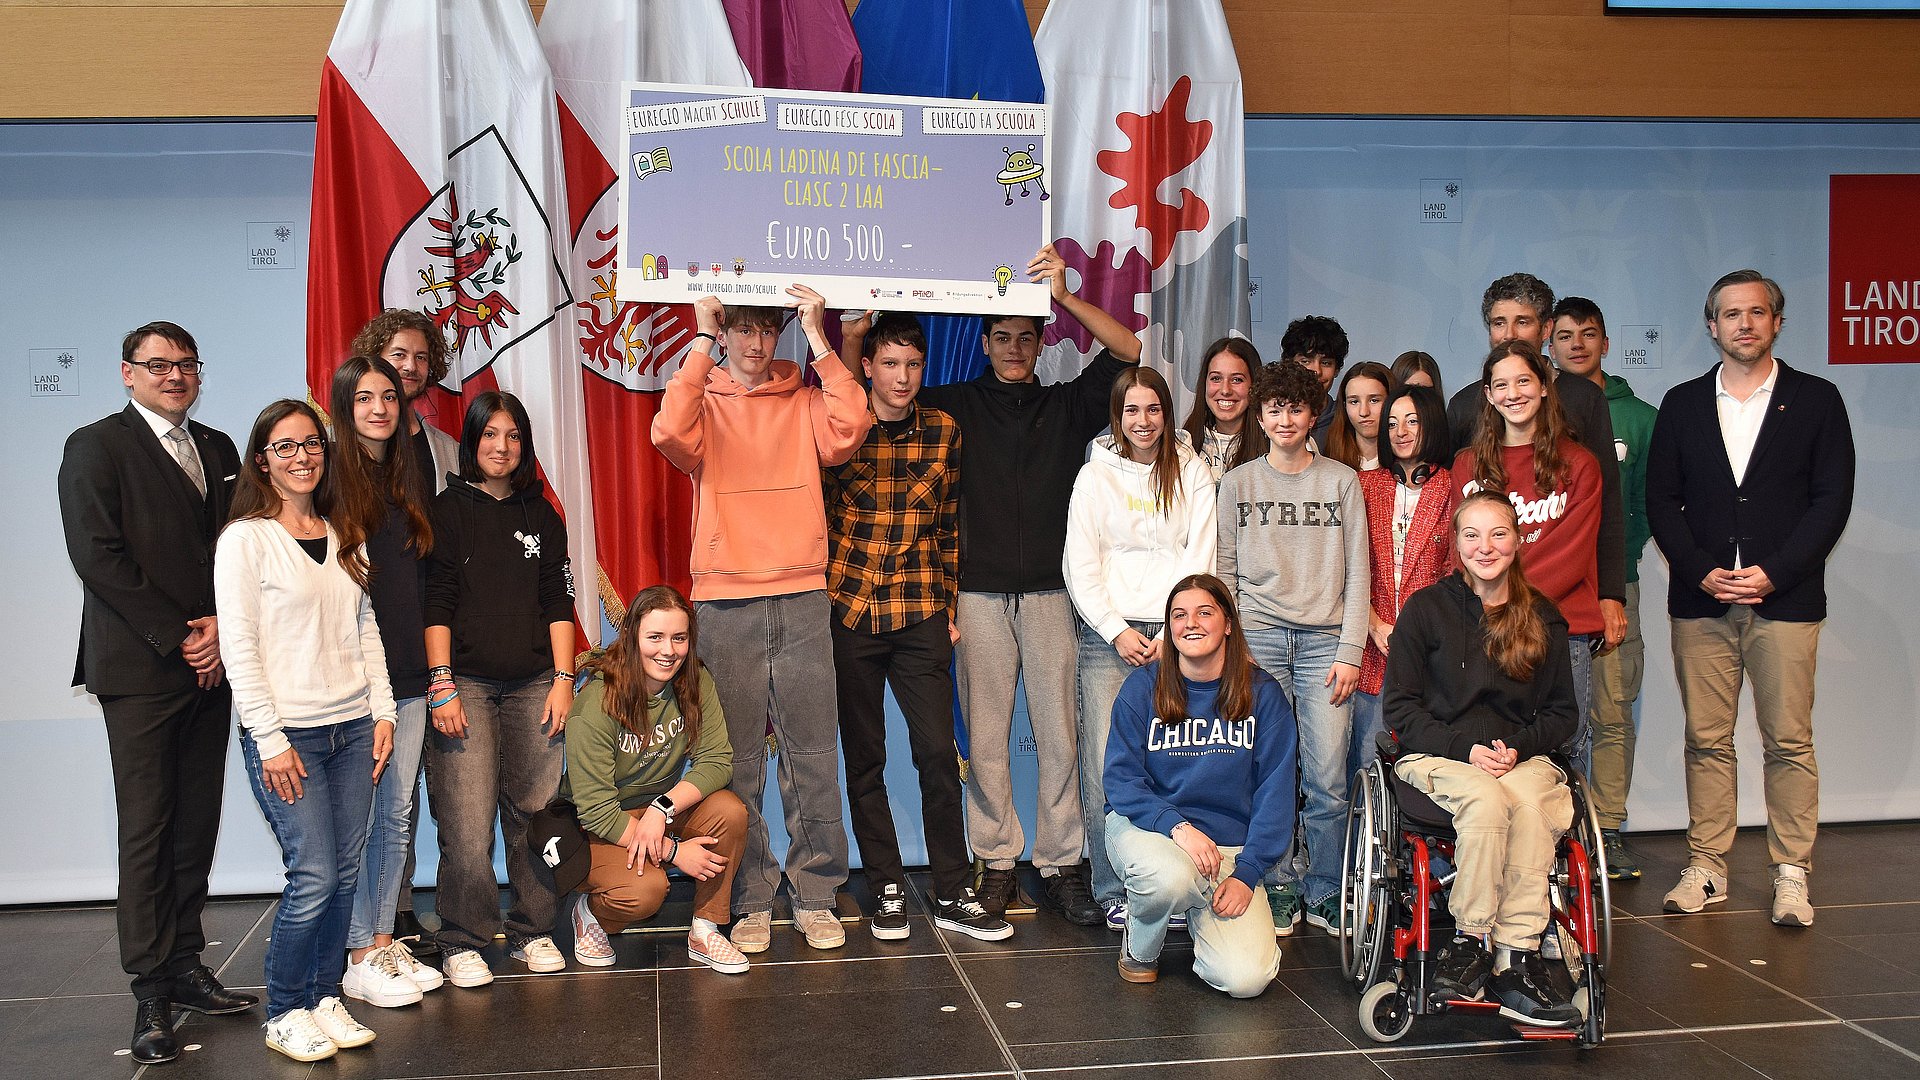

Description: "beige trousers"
1670 607 1822 876
1395 754 1572 951
1589 581 1645 829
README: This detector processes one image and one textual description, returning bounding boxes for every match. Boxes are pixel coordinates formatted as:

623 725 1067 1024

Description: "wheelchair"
1338 749 1610 1048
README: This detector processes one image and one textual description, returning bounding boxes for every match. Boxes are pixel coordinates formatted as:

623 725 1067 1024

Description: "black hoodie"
425 477 574 681
1382 572 1577 763
917 348 1131 593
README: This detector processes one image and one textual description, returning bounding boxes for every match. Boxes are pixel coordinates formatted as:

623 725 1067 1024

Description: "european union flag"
853 0 1045 391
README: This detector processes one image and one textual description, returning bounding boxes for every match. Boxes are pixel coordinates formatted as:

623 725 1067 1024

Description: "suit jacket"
1645 359 1854 622
1448 369 1625 604
59 404 241 696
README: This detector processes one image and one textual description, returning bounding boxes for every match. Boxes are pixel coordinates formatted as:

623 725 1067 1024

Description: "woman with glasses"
216 399 396 1061
423 391 577 987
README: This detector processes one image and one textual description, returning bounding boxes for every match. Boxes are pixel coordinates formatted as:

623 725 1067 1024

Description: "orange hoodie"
652 347 872 601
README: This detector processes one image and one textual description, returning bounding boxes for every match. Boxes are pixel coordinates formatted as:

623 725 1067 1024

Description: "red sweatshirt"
1451 440 1603 636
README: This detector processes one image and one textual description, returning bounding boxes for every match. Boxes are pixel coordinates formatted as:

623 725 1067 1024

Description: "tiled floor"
5 823 1919 1079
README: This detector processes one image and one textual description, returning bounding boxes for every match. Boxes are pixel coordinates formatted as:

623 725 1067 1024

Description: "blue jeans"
349 696 426 948
1244 625 1351 905
1565 635 1596 784
1106 812 1280 998
1349 690 1385 787
243 717 377 1019
1076 617 1161 909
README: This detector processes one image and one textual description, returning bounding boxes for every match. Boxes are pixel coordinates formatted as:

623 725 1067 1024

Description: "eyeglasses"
133 359 204 376
262 436 327 458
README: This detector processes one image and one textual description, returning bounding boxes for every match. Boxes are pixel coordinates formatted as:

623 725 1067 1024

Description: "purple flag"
722 0 862 92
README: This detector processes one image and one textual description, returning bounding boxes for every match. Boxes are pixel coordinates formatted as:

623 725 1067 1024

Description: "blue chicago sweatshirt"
1103 661 1298 890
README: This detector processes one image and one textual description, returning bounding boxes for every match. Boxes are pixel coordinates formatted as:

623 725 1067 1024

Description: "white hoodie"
1064 433 1218 642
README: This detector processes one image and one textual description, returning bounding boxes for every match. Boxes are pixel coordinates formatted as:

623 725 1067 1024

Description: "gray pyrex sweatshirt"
1215 454 1371 668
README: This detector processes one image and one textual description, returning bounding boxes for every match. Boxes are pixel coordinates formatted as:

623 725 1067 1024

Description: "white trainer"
510 934 567 974
311 996 375 1048
264 1008 337 1062
386 939 445 991
1771 865 1815 927
342 945 424 1008
441 948 495 988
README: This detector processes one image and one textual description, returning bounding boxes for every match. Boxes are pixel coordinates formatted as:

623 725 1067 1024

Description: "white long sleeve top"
214 517 396 760
1064 434 1218 642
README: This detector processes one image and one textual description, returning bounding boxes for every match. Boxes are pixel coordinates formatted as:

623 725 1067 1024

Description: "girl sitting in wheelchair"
1382 491 1580 1026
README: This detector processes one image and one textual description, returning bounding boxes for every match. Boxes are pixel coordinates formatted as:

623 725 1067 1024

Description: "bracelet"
428 689 459 709
692 332 716 345
553 669 575 683
666 837 680 865
428 665 453 682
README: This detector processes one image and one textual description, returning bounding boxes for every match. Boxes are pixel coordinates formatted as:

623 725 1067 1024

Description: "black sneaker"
394 909 439 959
976 868 1019 919
934 889 1015 941
1491 951 1582 1027
871 883 911 941
1041 864 1104 926
1431 934 1492 1001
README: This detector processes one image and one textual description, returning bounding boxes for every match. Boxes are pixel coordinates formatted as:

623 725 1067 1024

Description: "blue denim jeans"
1077 617 1162 909
1565 635 1596 784
242 717 377 1019
1349 690 1385 787
1106 812 1281 998
348 696 427 948
1244 625 1351 906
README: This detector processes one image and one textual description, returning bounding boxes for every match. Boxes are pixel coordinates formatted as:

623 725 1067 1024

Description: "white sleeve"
214 523 289 759
1063 465 1125 643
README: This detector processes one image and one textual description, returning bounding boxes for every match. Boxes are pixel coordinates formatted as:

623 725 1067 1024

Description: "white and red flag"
307 0 601 641
538 0 751 612
1033 0 1251 411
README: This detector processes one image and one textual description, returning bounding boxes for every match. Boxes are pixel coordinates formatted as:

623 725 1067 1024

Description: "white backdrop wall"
3 117 1916 905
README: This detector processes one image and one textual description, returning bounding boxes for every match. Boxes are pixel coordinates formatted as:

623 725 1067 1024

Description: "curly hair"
1250 358 1327 418
349 309 450 389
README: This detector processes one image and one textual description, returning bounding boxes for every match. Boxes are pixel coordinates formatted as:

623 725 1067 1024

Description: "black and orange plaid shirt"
822 404 961 634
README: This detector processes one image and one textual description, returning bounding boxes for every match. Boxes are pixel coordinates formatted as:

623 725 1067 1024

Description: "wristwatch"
649 794 676 824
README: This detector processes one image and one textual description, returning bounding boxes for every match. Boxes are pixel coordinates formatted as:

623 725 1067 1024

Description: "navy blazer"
59 404 241 696
1644 360 1854 622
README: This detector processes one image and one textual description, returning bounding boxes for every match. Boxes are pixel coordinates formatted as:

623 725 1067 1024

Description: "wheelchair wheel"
1340 762 1391 988
1358 979 1416 1043
1568 771 1613 972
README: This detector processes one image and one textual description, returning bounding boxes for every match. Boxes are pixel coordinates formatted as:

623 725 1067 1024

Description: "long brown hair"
1109 366 1182 511
1324 361 1391 471
1468 339 1571 494
582 585 703 749
1154 574 1254 727
1180 338 1268 471
1454 492 1550 682
228 399 368 589
328 356 433 560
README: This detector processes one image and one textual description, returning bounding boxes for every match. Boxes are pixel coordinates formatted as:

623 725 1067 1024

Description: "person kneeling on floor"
1382 492 1581 1027
560 586 751 975
1103 574 1295 998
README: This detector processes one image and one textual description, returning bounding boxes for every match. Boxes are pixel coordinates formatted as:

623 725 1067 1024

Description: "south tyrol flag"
1033 0 1251 414
539 0 752 613
306 0 601 641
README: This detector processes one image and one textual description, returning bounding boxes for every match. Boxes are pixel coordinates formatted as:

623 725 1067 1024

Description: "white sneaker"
510 934 567 974
311 996 375 1048
342 946 424 1008
442 948 495 988
264 1008 337 1062
1662 866 1729 914
1771 865 1815 927
386 939 445 991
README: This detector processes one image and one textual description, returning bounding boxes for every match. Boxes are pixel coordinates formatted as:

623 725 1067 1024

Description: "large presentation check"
616 82 1052 316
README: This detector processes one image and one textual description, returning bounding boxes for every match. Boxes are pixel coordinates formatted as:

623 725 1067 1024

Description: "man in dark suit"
58 321 256 1064
1645 270 1855 928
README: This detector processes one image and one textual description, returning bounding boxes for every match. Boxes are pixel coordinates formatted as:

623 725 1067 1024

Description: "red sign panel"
1830 174 1920 364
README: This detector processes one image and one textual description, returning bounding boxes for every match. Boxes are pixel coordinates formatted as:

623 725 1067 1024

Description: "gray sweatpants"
696 591 850 914
956 589 1083 873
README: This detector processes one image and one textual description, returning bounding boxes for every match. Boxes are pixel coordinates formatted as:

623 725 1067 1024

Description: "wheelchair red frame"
1339 753 1610 1048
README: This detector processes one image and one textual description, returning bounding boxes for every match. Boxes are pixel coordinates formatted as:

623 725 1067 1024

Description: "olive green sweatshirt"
560 667 734 844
